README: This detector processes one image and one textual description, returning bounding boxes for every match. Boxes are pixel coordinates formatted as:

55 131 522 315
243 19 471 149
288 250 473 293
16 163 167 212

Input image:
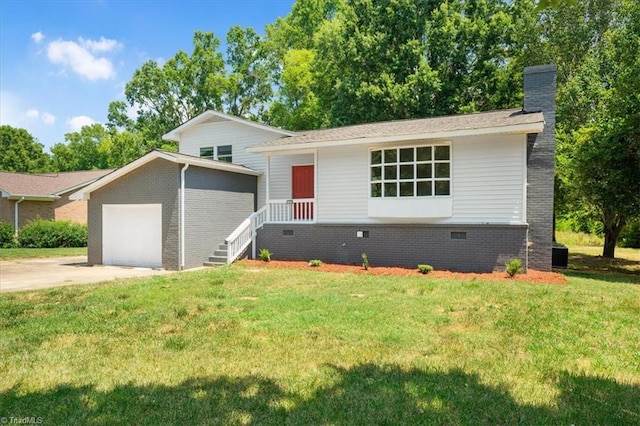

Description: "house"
72 64 556 272
0 169 113 233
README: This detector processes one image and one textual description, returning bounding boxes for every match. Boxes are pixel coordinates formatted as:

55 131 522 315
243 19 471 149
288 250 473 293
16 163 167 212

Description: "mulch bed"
238 259 567 285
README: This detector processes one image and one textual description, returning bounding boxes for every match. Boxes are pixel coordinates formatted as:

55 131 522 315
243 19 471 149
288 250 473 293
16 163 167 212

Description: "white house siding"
313 134 526 224
316 145 369 222
179 120 287 207
451 134 526 224
269 154 315 199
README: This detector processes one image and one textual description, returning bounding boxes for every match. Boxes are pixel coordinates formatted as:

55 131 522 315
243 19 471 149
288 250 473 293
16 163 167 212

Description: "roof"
247 109 545 153
162 110 298 141
0 169 113 200
70 150 261 201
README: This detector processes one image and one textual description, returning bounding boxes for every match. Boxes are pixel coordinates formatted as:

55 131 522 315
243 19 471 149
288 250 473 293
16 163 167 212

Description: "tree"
224 26 274 119
556 0 640 257
0 125 50 173
51 124 108 171
112 31 227 147
264 0 534 129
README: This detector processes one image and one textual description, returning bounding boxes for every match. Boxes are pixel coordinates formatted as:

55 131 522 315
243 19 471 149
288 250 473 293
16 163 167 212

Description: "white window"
199 146 214 160
217 145 232 163
370 145 451 198
199 145 232 162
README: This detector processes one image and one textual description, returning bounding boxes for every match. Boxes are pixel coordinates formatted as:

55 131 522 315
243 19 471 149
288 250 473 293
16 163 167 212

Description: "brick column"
524 64 556 271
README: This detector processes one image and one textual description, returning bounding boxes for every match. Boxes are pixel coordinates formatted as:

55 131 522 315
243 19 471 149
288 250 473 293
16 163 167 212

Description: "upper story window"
217 145 232 163
370 145 450 198
199 146 214 160
199 145 232 163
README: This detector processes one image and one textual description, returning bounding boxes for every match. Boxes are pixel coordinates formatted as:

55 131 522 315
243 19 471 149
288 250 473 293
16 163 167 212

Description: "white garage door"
102 204 162 268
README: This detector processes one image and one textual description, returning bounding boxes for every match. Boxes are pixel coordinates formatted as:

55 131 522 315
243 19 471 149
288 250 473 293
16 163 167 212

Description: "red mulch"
238 259 567 285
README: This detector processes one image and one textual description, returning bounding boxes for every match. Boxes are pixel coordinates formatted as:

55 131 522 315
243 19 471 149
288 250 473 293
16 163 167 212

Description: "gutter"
180 163 190 270
14 197 25 236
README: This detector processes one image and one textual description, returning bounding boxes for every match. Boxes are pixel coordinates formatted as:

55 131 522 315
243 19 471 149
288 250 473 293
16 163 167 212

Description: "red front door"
292 165 314 219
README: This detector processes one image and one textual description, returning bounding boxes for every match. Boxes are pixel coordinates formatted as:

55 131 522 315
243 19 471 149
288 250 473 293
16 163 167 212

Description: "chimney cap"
524 64 557 75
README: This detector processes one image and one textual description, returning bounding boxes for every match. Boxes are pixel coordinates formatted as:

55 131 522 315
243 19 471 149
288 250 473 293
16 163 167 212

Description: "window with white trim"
217 145 232 163
199 145 232 163
199 146 214 160
370 145 450 198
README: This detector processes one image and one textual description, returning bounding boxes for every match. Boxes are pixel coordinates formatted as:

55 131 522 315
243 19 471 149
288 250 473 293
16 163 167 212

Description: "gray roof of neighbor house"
0 169 114 199
247 108 545 152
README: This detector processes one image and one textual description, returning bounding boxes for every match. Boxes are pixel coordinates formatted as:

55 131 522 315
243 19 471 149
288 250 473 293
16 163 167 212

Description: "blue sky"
0 0 295 152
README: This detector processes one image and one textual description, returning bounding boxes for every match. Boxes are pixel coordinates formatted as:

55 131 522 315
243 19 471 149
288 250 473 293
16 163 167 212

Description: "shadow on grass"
2 365 638 424
568 252 640 275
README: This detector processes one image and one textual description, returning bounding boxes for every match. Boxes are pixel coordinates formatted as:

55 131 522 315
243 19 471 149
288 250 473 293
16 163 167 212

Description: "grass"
0 247 87 260
1 262 639 424
556 231 640 276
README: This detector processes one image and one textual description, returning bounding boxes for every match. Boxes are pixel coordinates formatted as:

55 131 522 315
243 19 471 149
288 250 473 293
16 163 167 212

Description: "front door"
292 165 314 219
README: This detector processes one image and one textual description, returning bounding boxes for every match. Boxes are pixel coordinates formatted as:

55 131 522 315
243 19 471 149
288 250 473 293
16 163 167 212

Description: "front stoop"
203 244 227 267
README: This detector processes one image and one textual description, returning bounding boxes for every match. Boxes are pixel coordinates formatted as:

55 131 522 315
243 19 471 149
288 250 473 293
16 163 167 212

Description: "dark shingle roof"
250 109 544 150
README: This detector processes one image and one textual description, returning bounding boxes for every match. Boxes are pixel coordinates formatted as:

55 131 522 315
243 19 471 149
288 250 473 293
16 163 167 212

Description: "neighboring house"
72 65 556 272
0 169 113 232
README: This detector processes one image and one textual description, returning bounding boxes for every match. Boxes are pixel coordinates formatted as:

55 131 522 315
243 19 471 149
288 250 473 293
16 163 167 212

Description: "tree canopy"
0 125 50 173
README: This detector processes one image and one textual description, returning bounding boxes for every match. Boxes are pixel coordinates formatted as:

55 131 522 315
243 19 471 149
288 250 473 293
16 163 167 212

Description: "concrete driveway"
0 256 174 292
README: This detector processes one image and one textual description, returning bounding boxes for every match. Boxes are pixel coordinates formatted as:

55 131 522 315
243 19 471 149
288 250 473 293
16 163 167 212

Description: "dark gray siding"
87 159 180 269
524 65 557 271
183 167 257 269
257 224 527 272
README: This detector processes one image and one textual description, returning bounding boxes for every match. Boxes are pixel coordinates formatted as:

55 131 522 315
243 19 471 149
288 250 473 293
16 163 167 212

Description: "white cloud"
79 36 121 53
67 115 97 132
26 109 40 118
24 109 55 125
46 37 119 80
31 31 45 43
42 112 56 125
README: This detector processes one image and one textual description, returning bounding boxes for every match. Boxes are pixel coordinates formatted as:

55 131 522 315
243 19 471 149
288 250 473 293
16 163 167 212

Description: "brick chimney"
524 64 557 271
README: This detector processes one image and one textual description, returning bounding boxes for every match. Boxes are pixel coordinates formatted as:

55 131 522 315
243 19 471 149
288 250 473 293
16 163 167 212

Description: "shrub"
361 253 369 270
17 219 87 248
417 264 434 274
258 248 272 262
505 258 524 277
619 220 640 248
308 259 323 267
0 220 15 248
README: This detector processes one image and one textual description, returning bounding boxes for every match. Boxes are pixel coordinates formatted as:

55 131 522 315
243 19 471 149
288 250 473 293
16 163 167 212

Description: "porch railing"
225 199 315 264
267 198 315 223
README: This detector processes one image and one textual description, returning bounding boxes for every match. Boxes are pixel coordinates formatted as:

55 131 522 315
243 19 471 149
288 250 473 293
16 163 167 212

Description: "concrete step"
213 249 227 257
203 261 225 267
207 255 227 264
219 244 228 251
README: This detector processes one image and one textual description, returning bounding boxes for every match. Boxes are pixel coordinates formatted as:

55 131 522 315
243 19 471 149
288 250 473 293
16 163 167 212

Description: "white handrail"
225 205 268 264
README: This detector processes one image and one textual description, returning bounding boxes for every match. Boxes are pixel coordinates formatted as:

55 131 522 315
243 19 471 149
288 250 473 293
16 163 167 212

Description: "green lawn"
1 261 638 424
0 247 86 260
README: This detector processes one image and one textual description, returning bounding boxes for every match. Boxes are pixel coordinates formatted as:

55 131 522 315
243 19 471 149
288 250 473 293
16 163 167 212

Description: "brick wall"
87 159 180 269
524 65 557 271
257 223 528 272
183 167 257 269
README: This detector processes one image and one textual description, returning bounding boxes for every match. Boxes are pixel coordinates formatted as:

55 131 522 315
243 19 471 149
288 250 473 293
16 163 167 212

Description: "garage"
102 204 162 268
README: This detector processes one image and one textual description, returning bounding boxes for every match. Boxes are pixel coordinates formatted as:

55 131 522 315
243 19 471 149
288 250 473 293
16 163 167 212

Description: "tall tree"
50 124 108 171
0 125 50 173
560 0 640 257
225 26 274 118
112 31 227 147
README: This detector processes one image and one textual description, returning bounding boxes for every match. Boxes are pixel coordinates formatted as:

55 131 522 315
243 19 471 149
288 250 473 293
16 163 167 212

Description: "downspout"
14 197 25 237
180 164 190 270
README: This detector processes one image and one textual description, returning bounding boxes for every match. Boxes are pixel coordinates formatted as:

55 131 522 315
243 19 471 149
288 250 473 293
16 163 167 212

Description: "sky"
0 0 295 152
